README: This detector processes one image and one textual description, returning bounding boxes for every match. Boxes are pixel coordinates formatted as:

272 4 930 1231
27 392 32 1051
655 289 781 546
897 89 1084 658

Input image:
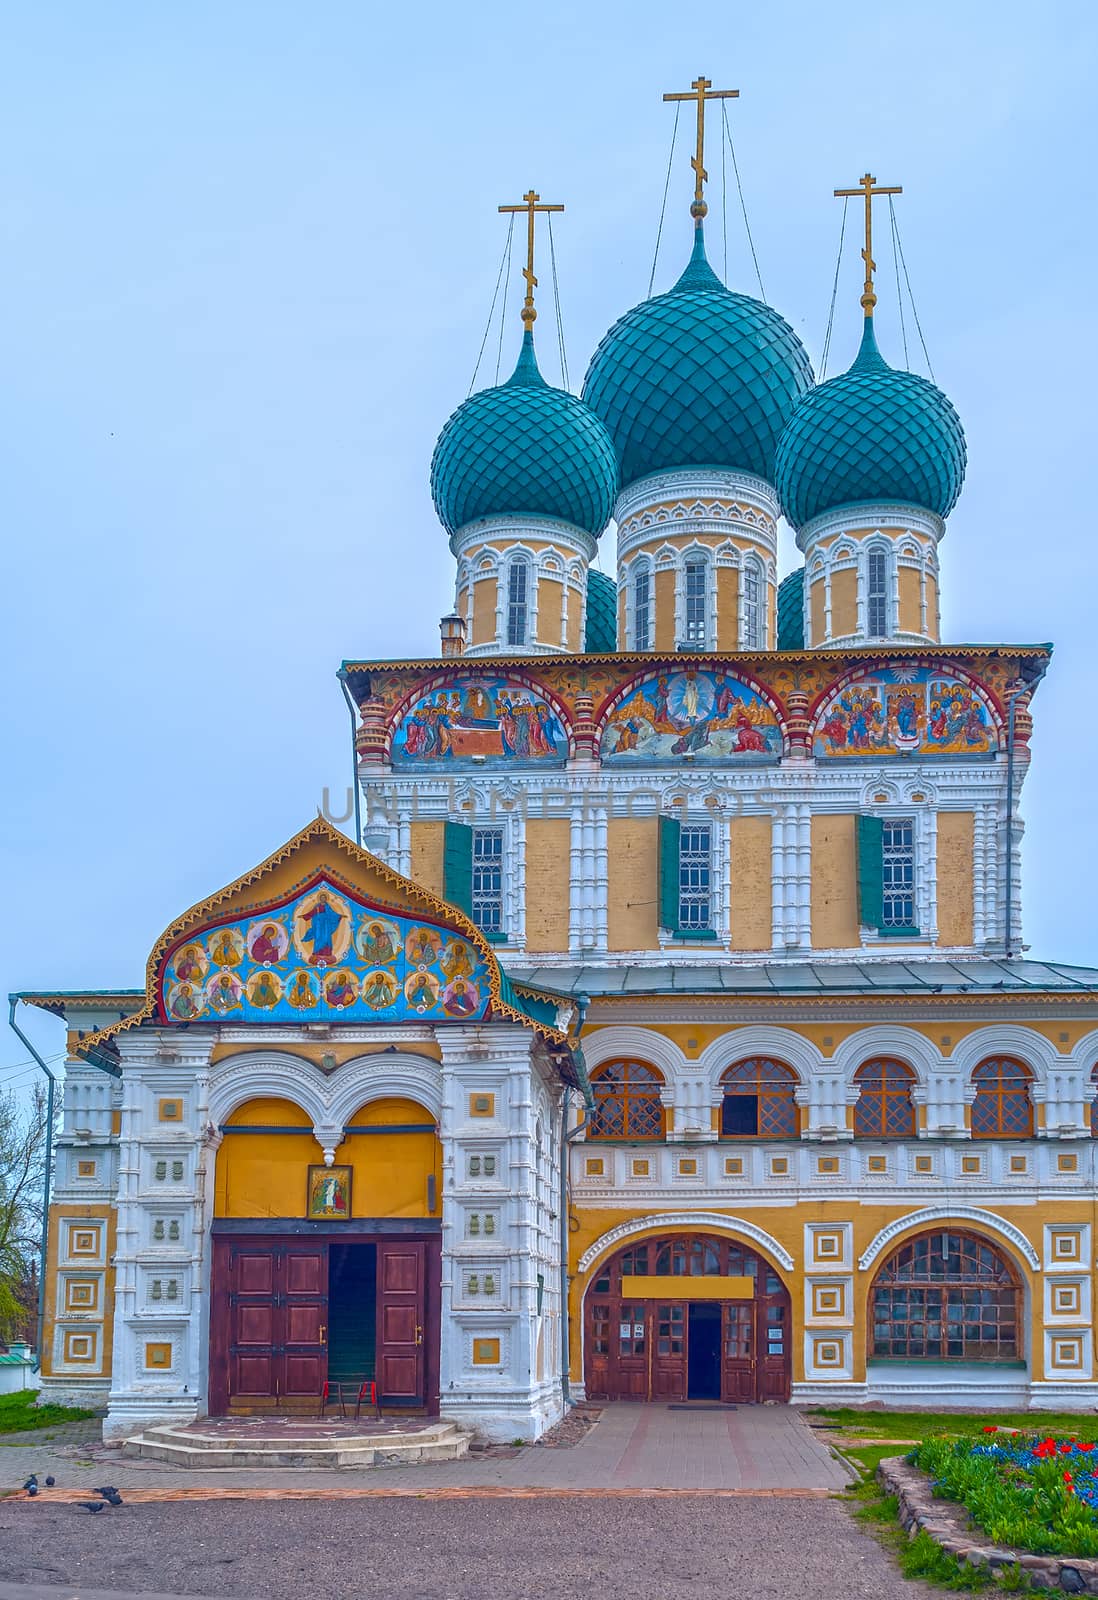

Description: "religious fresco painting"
390 675 567 766
159 877 491 1025
306 1165 352 1221
600 669 782 763
813 668 997 759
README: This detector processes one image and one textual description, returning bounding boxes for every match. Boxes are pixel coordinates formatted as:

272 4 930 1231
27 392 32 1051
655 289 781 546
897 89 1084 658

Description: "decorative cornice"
450 515 598 563
857 1206 1041 1272
615 469 778 526
576 1211 796 1275
796 502 945 553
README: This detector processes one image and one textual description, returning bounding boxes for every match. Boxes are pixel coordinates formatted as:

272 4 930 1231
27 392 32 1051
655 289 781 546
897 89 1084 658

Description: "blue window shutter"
658 814 681 934
856 814 884 929
443 821 473 917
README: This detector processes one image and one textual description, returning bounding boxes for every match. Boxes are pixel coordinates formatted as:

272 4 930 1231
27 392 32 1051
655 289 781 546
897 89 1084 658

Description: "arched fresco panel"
600 669 782 764
813 668 998 759
390 674 568 767
160 875 490 1026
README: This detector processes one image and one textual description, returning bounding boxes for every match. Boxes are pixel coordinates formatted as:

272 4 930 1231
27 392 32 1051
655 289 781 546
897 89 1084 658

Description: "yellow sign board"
619 1275 754 1301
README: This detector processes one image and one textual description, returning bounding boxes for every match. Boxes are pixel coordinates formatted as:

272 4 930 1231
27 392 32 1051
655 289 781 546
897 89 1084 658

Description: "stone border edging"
877 1455 1098 1594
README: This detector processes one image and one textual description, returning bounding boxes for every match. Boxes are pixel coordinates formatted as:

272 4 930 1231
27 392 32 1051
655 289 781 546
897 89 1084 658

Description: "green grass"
0 1388 95 1435
808 1408 1098 1443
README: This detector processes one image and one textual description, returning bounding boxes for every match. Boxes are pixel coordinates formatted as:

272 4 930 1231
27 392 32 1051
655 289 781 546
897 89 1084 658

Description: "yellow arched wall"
214 1094 442 1221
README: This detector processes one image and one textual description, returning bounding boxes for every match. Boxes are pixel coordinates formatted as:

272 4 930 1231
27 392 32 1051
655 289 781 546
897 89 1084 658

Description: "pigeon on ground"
76 1501 107 1514
92 1486 119 1498
102 1490 123 1506
44 1476 55 1487
22 1475 37 1491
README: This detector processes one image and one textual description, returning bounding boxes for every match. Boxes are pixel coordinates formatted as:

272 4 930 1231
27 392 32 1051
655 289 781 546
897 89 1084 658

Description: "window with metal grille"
471 827 504 936
866 545 889 638
720 1058 799 1138
506 560 529 647
587 1060 665 1140
881 818 915 927
634 561 651 650
853 1058 917 1138
743 559 763 650
871 1230 1021 1360
678 824 712 931
971 1056 1033 1138
683 558 707 646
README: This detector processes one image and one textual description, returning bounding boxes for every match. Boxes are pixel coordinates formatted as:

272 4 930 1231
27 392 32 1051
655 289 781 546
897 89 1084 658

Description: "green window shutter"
658 814 682 934
856 814 884 929
443 820 473 917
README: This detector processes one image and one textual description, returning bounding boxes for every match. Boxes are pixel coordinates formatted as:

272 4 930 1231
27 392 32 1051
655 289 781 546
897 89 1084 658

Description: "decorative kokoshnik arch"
858 1205 1041 1274
577 1212 795 1276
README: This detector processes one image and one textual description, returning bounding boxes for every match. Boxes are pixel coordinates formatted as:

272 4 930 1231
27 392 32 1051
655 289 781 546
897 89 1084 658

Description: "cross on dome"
498 189 564 328
834 171 903 316
662 75 739 219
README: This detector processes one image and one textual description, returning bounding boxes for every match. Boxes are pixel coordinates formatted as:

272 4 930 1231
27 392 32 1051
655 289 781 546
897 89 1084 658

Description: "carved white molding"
576 1210 795 1275
796 502 944 553
615 468 778 528
858 1205 1041 1273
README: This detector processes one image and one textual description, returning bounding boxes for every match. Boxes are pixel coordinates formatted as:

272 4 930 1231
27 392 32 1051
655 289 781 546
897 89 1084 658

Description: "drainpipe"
338 669 363 849
559 993 594 1407
7 998 58 1363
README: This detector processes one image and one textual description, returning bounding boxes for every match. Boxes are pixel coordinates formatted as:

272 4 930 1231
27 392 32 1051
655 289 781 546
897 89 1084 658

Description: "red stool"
354 1379 383 1421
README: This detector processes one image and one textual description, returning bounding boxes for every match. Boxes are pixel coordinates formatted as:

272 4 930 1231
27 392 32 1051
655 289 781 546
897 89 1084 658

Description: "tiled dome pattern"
582 226 814 490
776 567 805 651
775 318 967 531
431 332 618 538
584 569 618 654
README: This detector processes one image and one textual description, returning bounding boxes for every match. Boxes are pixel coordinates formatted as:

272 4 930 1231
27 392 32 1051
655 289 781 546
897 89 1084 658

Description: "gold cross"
498 190 565 328
834 172 903 315
663 76 740 218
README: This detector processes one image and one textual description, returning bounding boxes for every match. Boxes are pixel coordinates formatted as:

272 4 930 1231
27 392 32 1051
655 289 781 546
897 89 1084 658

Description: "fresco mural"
813 669 997 758
600 669 782 764
159 876 491 1026
390 675 567 767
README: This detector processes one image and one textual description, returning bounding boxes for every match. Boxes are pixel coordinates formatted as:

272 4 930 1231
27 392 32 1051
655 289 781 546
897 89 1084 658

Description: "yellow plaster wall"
809 578 826 646
41 1203 116 1382
607 816 659 950
471 577 497 647
336 1096 442 1219
716 566 739 649
926 573 940 639
538 577 564 648
410 821 445 898
617 587 626 649
729 815 773 950
898 566 922 634
767 581 776 651
830 567 858 638
811 814 860 948
654 570 676 651
566 594 583 653
525 818 571 953
937 811 975 947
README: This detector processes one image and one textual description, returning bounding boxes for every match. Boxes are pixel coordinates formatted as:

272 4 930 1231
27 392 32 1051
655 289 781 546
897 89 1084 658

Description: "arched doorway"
583 1232 792 1404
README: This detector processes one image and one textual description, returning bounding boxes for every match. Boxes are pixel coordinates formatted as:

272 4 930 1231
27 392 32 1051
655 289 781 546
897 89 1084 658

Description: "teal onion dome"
776 567 805 651
581 225 814 490
584 569 618 653
431 331 618 538
775 318 967 530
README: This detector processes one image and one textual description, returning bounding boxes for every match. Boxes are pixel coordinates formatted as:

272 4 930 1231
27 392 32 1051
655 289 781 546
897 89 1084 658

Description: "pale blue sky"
3 0 1097 1081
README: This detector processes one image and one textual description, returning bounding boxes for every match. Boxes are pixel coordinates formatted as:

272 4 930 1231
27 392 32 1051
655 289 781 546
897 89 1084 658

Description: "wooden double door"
209 1235 436 1414
584 1234 792 1405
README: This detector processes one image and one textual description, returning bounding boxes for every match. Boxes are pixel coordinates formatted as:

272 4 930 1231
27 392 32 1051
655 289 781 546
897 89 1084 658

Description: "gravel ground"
0 1496 936 1600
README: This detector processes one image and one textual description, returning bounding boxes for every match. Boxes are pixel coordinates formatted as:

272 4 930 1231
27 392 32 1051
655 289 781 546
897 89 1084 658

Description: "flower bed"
909 1431 1098 1558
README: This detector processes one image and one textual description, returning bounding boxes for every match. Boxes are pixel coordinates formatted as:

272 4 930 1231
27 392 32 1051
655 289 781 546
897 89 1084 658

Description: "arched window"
866 544 890 638
720 1058 798 1138
633 558 652 650
971 1057 1034 1138
683 556 708 647
588 1060 665 1140
853 1058 917 1138
871 1230 1021 1361
742 558 764 650
506 558 530 647
1090 1064 1098 1136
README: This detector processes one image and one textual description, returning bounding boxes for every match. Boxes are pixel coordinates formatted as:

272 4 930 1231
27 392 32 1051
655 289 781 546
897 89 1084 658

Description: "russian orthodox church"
20 85 1098 1443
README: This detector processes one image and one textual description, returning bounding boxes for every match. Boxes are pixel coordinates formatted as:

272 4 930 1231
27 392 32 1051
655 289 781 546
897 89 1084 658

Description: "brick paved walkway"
0 1404 848 1495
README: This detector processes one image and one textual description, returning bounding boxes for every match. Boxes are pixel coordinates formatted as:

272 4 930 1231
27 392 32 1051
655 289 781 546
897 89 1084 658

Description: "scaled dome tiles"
775 317 967 530
431 331 618 538
582 225 814 490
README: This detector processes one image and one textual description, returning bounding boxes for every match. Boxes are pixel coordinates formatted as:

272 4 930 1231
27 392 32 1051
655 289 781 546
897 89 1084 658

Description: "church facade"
21 98 1098 1440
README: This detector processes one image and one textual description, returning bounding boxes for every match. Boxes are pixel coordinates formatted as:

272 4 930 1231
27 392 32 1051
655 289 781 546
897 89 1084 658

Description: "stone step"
123 1421 470 1470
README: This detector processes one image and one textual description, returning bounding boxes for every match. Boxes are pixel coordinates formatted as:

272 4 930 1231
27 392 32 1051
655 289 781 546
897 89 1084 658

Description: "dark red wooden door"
229 1245 280 1403
721 1302 756 1402
376 1241 425 1403
651 1303 686 1399
281 1245 328 1398
218 1241 328 1407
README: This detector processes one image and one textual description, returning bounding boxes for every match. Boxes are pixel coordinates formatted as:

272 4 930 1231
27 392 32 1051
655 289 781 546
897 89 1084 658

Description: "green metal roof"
775 317 967 530
776 567 805 651
584 569 618 653
430 331 618 537
510 960 1098 998
582 223 814 490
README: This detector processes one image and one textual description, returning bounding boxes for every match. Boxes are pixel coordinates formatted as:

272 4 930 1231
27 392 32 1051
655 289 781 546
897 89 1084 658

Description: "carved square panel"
472 1337 501 1365
469 1093 495 1118
1057 1153 1079 1174
145 1342 173 1370
62 1329 97 1364
677 1158 698 1177
631 1158 650 1178
816 1156 840 1176
724 1157 744 1177
63 1277 99 1313
584 1157 605 1178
